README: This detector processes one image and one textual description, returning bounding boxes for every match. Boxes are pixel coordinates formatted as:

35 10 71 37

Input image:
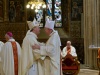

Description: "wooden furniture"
62 54 80 75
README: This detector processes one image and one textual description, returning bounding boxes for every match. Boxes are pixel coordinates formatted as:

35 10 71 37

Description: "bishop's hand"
32 44 40 50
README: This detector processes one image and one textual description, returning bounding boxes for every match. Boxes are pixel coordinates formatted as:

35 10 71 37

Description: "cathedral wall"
0 0 84 64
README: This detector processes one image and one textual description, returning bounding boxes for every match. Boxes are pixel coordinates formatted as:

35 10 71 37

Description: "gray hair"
67 41 71 44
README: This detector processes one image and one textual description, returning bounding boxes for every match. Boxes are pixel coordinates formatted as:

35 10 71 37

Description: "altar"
89 46 100 69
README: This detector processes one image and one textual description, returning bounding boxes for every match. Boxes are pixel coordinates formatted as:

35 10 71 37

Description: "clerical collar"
8 38 15 42
49 29 56 36
29 32 38 39
26 30 38 39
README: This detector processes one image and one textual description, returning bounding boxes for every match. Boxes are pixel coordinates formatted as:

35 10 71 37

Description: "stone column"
84 0 100 69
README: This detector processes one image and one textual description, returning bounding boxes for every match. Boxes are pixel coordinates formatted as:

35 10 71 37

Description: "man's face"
67 43 71 48
5 34 9 41
34 26 40 35
44 28 51 35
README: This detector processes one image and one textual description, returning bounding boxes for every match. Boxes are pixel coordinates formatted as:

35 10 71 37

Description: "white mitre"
27 18 39 30
45 20 55 30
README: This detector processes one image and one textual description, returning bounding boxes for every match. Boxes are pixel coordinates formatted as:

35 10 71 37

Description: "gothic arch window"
46 0 62 27
35 0 62 27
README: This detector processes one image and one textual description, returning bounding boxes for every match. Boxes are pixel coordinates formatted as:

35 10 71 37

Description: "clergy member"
1 32 21 75
32 20 62 75
0 41 4 52
61 41 77 58
0 40 4 60
0 40 4 74
21 19 44 75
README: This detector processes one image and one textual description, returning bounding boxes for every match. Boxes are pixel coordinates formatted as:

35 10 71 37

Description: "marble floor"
78 69 99 75
78 64 99 75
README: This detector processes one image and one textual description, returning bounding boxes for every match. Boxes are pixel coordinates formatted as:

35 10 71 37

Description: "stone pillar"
84 0 100 69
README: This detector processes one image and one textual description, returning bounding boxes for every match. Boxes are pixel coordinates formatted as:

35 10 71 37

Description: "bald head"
66 41 71 47
67 41 71 44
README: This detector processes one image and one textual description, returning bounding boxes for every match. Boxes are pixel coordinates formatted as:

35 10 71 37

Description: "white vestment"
21 31 44 75
39 30 62 75
0 39 21 75
0 41 4 61
61 46 77 57
0 41 4 52
0 41 4 74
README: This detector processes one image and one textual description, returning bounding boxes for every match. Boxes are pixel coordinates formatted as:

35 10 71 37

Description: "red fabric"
63 57 74 66
98 48 100 58
62 66 78 70
67 47 71 54
11 42 18 75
